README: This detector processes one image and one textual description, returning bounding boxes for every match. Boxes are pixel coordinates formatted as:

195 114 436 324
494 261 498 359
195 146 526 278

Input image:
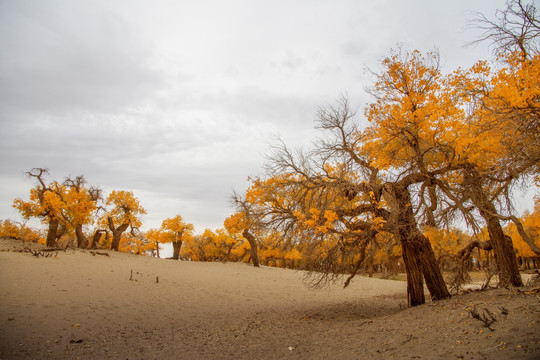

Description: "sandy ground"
0 238 538 360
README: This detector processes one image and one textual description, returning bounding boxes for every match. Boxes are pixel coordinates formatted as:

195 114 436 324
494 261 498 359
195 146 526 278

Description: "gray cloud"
0 0 165 116
1 0 534 235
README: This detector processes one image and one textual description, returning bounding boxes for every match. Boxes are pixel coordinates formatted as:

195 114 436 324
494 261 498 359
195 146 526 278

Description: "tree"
468 0 540 59
362 49 459 304
0 219 42 242
0 219 21 239
60 176 102 248
248 86 451 305
363 45 535 288
436 38 539 286
145 228 165 257
119 230 151 255
13 168 67 247
102 190 146 251
160 215 194 260
224 207 261 267
13 169 105 249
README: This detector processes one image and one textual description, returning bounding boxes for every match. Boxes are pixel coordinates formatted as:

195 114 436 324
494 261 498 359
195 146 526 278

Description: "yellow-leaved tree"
160 215 194 260
13 169 69 247
224 210 260 267
101 190 146 251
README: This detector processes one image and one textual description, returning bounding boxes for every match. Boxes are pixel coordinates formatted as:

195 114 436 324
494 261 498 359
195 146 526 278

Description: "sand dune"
0 238 538 359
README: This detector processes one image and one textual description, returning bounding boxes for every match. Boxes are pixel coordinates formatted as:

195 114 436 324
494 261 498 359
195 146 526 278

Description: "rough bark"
75 224 89 249
54 223 66 244
172 240 183 260
418 231 452 301
242 229 260 267
46 219 59 248
401 239 426 306
464 169 523 287
107 217 130 251
383 183 451 306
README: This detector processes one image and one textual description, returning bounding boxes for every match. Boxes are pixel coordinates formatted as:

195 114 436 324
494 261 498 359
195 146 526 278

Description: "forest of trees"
1 0 539 307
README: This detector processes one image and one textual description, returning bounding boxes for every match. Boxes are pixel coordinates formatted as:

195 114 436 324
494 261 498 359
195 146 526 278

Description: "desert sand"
0 238 538 360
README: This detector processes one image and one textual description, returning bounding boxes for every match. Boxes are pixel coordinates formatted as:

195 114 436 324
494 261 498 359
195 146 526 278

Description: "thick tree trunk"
401 240 425 306
172 240 183 260
384 184 450 306
110 230 122 251
55 223 66 244
75 224 89 249
242 229 260 267
417 232 451 301
46 219 59 247
464 169 523 287
107 217 130 251
486 218 523 286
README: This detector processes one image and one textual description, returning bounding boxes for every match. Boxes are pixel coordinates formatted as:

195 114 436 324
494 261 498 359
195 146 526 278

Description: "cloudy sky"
1 0 535 235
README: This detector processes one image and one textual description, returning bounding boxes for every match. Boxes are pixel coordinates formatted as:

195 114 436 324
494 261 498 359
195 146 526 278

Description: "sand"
0 238 538 359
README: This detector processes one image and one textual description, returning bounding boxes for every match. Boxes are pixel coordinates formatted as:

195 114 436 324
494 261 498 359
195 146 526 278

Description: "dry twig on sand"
466 305 497 330
89 251 109 257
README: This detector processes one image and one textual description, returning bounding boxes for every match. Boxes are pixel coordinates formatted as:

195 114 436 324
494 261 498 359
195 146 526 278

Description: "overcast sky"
0 0 536 235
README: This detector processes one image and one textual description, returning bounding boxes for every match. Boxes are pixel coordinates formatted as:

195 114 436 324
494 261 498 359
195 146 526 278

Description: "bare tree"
468 0 540 59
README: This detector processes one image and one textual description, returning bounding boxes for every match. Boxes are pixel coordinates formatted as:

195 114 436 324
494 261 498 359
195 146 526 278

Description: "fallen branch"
15 247 58 258
466 305 497 330
89 251 109 257
516 287 540 295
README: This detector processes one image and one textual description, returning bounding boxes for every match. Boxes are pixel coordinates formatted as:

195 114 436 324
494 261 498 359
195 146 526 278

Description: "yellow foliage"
506 199 540 258
102 190 146 230
160 215 194 243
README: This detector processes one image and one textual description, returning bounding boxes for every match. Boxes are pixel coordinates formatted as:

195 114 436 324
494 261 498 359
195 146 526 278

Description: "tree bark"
384 183 450 306
46 219 59 248
242 229 260 267
107 217 129 251
401 239 425 306
172 240 183 260
75 224 89 249
464 169 523 287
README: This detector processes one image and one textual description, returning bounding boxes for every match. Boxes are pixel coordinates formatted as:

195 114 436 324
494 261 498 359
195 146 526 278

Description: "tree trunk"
242 229 260 267
384 184 450 306
172 240 183 260
417 232 451 301
90 230 106 249
464 169 523 287
366 254 374 278
401 239 425 306
46 219 59 247
75 224 89 249
110 230 122 251
107 217 130 251
55 223 66 244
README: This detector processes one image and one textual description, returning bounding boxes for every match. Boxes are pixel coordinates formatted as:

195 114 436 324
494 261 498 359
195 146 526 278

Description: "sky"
1 0 537 238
